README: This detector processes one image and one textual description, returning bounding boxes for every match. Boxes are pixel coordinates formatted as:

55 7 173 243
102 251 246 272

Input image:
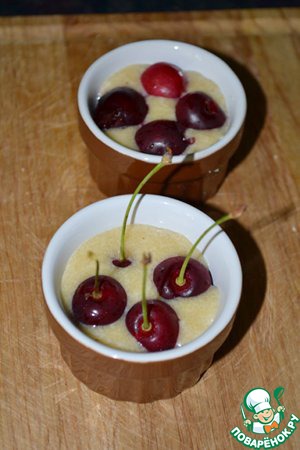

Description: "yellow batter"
100 64 228 154
61 224 219 352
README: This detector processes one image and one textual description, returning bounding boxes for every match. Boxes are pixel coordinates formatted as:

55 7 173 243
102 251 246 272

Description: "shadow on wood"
213 51 267 173
201 204 267 362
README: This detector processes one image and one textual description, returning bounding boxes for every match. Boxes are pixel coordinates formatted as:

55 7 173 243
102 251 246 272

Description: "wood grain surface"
0 8 299 450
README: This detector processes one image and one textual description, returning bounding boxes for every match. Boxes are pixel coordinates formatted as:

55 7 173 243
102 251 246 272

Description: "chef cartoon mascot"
243 388 285 434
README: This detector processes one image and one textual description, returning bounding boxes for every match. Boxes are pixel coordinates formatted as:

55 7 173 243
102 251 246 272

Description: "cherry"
135 120 192 155
141 62 185 98
126 300 179 352
176 92 226 130
153 205 246 299
72 261 127 325
93 87 148 129
153 256 212 299
112 258 131 268
112 150 172 267
125 254 179 351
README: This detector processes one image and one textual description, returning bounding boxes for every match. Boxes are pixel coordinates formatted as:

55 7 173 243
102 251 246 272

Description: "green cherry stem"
141 253 152 332
119 149 172 263
176 205 246 286
92 259 102 299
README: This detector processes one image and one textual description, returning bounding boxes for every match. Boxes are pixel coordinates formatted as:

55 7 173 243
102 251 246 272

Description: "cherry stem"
176 205 246 286
92 259 102 299
141 253 152 332
119 149 172 262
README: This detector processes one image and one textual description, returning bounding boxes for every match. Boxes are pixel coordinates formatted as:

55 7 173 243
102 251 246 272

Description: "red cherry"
176 92 226 130
135 120 192 155
141 62 185 98
72 275 127 325
93 87 148 129
153 256 212 299
125 300 179 352
112 258 131 268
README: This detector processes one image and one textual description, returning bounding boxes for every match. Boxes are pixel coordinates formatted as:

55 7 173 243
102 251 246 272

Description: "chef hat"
244 388 271 414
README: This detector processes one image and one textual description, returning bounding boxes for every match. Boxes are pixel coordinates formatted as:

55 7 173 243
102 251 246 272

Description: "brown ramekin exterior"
79 116 243 203
47 305 234 403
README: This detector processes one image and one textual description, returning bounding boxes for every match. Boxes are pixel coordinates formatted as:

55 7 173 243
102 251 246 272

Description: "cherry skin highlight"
135 120 192 155
72 275 127 325
141 62 185 98
153 256 212 300
176 92 226 130
125 300 179 352
93 87 148 129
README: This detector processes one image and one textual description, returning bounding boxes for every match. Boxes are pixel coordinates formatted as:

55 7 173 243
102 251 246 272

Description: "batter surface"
61 224 219 352
100 64 228 154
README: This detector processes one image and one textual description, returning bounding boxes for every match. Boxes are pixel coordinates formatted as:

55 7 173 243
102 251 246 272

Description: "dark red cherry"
141 62 185 98
112 258 131 268
72 275 127 325
135 120 192 155
125 300 179 352
176 92 226 130
153 256 212 299
93 87 148 129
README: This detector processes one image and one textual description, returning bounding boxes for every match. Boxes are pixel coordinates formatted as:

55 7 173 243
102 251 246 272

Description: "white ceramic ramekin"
42 194 242 402
78 40 247 202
